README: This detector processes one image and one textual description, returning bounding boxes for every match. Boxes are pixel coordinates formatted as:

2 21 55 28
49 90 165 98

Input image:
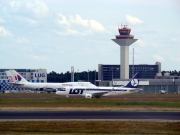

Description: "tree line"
161 70 180 76
47 70 180 83
47 71 97 83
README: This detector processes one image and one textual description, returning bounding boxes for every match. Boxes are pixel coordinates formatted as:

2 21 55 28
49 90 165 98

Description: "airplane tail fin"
123 72 141 88
5 71 13 83
5 70 28 84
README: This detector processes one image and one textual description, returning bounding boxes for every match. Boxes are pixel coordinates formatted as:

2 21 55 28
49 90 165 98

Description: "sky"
0 0 180 73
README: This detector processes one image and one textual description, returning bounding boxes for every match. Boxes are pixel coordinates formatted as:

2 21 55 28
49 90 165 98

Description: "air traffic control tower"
112 24 138 79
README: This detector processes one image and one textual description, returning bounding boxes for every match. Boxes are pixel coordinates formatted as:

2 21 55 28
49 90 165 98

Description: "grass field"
0 93 180 111
0 121 180 135
0 93 180 134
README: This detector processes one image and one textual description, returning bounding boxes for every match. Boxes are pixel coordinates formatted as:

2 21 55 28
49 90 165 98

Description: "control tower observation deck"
112 24 138 79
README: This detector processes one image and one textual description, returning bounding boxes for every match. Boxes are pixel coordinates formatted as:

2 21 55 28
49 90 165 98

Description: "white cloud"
69 15 105 31
70 15 88 27
89 20 106 32
7 0 50 17
57 13 70 26
56 14 106 35
8 1 21 9
126 15 143 25
152 55 164 62
0 26 13 37
26 0 50 17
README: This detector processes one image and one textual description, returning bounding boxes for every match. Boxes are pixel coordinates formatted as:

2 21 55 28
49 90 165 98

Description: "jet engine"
85 94 93 98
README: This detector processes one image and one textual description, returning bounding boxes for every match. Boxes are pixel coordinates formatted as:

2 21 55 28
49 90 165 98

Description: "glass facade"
102 65 120 81
129 65 158 79
100 64 159 81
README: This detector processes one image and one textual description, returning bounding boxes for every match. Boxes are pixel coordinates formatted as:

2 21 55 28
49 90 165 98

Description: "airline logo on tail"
8 76 14 83
123 72 141 88
6 70 24 84
15 75 22 81
131 79 138 87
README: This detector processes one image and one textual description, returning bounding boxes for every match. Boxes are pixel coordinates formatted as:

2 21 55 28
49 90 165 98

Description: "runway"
0 111 180 121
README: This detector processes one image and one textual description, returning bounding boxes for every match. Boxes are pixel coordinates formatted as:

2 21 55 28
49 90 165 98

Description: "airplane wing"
91 92 109 98
8 82 25 85
88 88 114 98
39 87 57 93
129 88 143 92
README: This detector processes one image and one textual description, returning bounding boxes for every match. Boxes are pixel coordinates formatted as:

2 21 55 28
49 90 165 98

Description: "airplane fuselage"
56 86 140 98
12 82 96 92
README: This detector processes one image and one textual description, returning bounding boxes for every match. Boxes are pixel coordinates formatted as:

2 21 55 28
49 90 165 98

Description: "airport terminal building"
0 69 47 92
98 62 180 94
98 62 161 81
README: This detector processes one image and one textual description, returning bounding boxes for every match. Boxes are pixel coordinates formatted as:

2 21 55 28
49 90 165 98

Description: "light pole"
77 69 79 82
112 67 113 86
94 70 96 85
88 70 89 82
71 66 74 82
111 67 113 80
173 76 176 94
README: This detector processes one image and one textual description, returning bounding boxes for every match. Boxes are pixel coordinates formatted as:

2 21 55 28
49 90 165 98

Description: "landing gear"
94 95 100 99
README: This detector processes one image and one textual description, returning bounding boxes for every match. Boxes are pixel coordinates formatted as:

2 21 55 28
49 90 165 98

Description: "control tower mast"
112 24 138 79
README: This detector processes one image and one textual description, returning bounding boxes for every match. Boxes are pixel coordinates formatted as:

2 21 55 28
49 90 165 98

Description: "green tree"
47 70 97 83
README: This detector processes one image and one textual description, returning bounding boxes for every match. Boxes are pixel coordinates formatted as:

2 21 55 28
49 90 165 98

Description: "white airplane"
160 90 167 94
56 72 142 98
5 70 96 92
